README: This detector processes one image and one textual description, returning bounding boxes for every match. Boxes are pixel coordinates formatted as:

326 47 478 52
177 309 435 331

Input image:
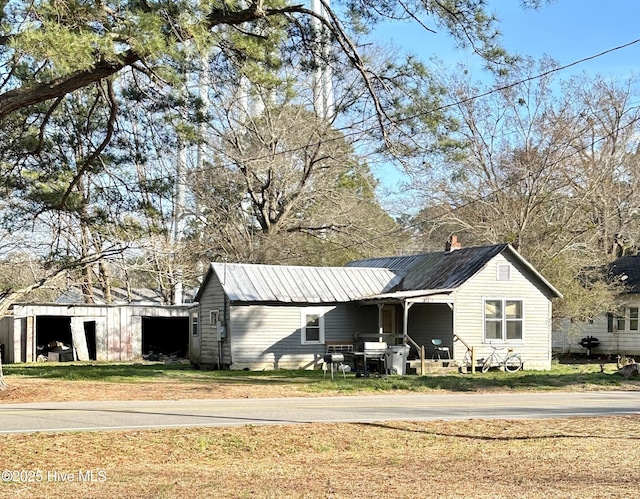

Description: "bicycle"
481 344 522 373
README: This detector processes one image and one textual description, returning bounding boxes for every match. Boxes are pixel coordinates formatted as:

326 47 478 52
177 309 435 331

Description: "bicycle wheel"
481 356 493 373
504 354 522 372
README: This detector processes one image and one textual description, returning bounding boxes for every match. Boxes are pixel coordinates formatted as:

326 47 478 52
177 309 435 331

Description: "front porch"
348 290 478 375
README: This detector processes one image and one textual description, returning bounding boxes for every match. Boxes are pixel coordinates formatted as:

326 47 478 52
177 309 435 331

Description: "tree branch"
0 52 138 119
58 79 118 209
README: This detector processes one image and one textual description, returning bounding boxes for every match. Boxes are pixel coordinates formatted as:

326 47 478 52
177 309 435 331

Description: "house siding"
195 272 230 368
228 303 358 370
453 252 553 370
407 304 453 357
554 295 640 356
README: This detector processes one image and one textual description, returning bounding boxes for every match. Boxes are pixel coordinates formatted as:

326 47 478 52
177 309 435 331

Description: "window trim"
210 310 219 327
301 307 325 345
631 307 639 331
483 298 524 343
191 312 199 336
608 307 639 332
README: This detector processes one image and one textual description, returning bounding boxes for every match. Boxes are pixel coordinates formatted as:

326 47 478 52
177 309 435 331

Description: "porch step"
406 359 460 375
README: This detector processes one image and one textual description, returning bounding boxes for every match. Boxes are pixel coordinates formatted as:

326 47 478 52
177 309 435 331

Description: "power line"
123 37 640 263
114 37 640 183
277 105 640 263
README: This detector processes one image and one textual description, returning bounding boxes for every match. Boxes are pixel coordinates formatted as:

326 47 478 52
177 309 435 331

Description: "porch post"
403 300 423 376
377 303 384 341
402 301 411 341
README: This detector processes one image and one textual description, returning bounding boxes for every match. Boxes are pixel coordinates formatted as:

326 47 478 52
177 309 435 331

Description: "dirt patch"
0 376 319 403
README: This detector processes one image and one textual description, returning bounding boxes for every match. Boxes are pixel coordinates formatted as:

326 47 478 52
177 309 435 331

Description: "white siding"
453 253 554 370
555 296 640 356
194 272 230 367
229 303 358 370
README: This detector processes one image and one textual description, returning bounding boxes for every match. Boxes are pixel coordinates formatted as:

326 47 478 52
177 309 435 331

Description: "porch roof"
359 288 455 305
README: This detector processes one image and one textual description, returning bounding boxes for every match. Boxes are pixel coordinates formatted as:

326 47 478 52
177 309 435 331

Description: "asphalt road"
1 391 639 435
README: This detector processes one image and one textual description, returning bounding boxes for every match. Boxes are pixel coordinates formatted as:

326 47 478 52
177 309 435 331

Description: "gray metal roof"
55 286 176 305
347 245 507 289
209 262 403 303
196 243 562 304
349 244 562 298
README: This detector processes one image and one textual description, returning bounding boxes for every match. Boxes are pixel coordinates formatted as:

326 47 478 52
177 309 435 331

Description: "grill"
354 341 388 377
579 336 600 357
363 341 388 357
323 353 345 364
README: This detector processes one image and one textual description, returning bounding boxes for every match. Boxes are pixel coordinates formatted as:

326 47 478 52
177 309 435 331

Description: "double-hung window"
301 308 325 344
608 307 639 332
484 299 523 342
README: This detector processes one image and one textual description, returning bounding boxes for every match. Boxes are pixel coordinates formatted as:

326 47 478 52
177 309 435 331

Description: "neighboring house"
2 287 193 363
191 239 562 371
554 255 640 357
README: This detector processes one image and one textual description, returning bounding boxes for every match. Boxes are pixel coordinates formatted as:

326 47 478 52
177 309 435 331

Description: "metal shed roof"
209 262 403 303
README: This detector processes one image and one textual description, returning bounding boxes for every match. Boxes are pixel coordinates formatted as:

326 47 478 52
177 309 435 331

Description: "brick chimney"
445 235 461 252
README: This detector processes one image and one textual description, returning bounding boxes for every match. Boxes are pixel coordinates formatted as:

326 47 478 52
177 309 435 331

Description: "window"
191 313 198 336
301 308 325 344
497 264 511 281
210 310 219 327
608 307 639 332
484 299 523 342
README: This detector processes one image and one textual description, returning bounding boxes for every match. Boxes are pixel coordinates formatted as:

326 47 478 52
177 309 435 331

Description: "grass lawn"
1 361 639 498
1 360 637 402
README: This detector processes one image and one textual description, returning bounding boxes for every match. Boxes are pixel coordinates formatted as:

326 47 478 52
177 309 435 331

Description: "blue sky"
371 0 640 209
375 1 640 78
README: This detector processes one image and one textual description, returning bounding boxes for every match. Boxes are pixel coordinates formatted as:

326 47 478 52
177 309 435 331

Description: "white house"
554 254 640 357
191 240 562 371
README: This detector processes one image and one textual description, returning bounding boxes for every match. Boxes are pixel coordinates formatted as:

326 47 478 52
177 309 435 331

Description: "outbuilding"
3 288 192 363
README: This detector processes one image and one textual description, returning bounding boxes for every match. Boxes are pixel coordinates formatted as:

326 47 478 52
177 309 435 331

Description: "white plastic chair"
431 339 450 360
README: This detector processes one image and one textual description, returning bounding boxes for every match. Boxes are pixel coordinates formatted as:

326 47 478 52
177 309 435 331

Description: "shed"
5 288 193 363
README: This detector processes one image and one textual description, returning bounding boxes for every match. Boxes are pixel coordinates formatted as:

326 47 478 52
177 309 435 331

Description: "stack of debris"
142 350 190 365
36 341 75 362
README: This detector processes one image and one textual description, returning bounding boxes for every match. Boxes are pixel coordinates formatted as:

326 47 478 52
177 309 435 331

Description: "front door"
382 305 396 339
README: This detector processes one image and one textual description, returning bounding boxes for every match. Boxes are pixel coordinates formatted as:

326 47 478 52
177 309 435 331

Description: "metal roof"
55 286 179 305
209 262 403 303
196 243 562 304
347 245 508 289
349 244 562 298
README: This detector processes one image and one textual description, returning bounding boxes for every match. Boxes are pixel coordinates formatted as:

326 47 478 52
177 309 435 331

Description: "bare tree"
192 99 403 265
412 59 640 320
